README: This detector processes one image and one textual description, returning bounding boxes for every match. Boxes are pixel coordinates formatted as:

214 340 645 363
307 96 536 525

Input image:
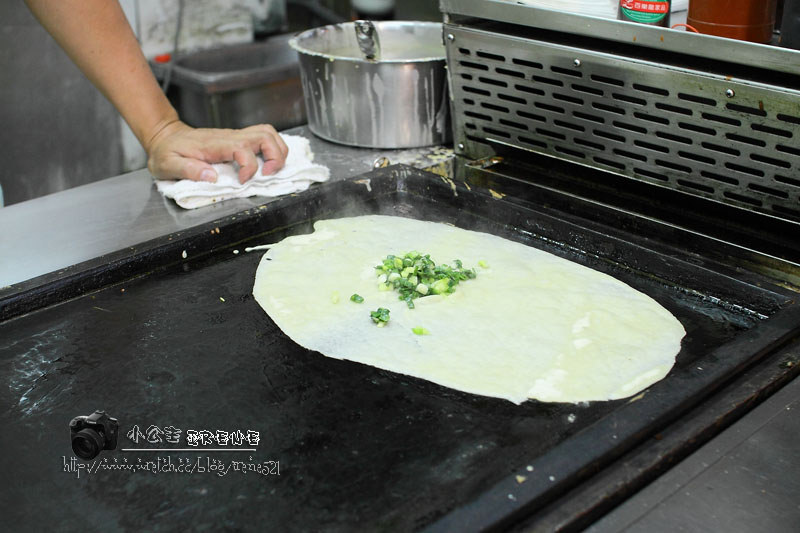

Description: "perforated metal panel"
446 26 800 221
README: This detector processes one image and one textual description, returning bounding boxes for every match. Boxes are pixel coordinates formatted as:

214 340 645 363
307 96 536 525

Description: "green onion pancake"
253 215 685 404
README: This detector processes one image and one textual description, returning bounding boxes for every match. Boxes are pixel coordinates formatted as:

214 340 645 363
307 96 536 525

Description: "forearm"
26 0 289 183
25 0 179 152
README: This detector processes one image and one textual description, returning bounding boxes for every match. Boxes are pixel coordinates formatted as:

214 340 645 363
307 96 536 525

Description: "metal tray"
1 165 798 531
151 33 306 130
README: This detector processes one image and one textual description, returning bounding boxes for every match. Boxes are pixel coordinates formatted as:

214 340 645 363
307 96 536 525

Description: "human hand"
145 120 289 183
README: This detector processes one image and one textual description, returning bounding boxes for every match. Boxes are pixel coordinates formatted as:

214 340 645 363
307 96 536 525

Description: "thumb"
161 156 218 182
187 162 218 183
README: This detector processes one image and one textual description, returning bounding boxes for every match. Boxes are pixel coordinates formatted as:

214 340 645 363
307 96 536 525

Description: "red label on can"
620 0 669 14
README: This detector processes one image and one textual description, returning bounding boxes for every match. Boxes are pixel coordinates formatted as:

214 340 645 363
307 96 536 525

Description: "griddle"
1 164 799 532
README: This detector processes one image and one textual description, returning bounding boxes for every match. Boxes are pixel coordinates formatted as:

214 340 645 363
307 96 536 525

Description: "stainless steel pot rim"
288 21 445 63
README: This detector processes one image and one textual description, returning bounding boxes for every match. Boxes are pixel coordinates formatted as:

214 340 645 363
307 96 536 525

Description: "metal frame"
440 0 800 76
441 2 800 223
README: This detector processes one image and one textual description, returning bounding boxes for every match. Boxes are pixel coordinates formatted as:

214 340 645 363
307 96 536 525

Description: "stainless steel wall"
0 3 123 207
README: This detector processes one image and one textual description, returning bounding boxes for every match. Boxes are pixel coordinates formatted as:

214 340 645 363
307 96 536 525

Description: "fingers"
150 153 218 182
147 122 289 183
193 163 218 183
260 133 289 176
233 148 259 184
206 125 287 182
246 125 288 176
276 132 289 158
261 158 284 177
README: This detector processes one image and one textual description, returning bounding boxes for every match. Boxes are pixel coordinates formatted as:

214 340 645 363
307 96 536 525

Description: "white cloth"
155 134 330 209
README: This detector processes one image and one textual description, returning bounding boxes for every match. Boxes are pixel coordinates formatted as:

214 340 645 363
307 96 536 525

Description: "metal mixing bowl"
289 21 450 148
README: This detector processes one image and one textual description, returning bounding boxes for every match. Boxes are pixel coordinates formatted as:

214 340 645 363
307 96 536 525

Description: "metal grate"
446 26 800 222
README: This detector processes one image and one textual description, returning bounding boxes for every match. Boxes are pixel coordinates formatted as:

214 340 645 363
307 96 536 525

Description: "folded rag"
155 134 330 209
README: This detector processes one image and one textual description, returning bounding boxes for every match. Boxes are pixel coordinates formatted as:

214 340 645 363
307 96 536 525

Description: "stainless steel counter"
591 373 800 533
0 126 452 288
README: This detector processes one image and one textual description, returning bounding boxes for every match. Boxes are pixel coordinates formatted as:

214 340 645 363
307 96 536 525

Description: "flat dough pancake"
253 215 685 404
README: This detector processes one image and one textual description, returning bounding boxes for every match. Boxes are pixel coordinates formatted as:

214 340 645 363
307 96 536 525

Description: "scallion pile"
374 251 477 309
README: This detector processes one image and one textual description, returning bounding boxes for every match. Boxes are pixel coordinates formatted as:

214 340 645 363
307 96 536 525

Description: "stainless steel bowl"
289 21 450 148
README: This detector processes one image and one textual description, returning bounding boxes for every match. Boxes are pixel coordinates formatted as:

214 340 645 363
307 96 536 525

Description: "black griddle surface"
1 165 798 532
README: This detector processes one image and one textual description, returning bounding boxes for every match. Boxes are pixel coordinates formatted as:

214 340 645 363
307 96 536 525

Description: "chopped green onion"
370 307 390 325
478 260 489 268
412 326 430 335
331 291 341 304
431 278 451 295
374 250 479 306
350 293 364 303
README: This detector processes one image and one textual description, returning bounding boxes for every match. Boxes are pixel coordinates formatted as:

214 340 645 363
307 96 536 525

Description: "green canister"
618 0 671 27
